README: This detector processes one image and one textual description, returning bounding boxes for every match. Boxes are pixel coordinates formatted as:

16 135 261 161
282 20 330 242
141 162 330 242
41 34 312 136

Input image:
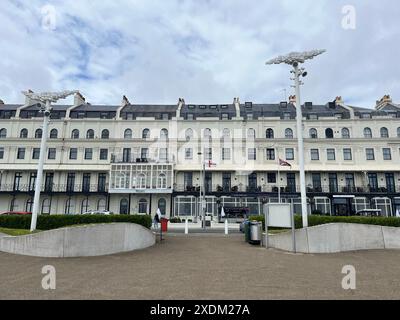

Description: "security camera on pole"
22 90 78 232
266 49 326 227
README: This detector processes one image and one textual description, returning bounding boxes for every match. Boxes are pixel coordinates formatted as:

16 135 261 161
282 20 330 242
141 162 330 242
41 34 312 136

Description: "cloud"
0 0 399 108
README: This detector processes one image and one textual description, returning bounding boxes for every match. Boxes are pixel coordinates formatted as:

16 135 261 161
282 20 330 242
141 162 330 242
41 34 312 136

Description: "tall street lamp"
22 90 78 231
266 49 326 227
197 151 206 229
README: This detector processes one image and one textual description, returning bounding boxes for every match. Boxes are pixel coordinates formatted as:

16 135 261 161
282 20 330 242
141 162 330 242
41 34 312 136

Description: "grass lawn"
0 228 41 236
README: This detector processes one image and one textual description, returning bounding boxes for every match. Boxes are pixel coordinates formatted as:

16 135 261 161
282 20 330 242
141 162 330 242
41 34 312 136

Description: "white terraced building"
0 92 400 219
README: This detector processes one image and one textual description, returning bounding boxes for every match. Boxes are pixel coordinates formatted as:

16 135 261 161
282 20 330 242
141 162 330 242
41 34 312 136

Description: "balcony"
0 184 109 194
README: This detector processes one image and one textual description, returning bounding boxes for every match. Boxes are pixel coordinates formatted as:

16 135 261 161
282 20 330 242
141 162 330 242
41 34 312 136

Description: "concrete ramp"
0 223 155 257
267 223 400 253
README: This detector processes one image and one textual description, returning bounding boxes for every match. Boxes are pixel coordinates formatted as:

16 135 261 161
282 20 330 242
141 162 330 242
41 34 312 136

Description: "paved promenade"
1 233 400 299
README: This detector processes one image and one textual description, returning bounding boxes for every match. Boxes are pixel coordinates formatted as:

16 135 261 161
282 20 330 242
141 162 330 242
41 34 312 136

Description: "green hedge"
248 214 400 231
0 214 152 231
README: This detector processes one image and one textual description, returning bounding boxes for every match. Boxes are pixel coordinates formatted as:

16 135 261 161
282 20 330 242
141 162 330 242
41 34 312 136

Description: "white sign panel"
264 203 292 228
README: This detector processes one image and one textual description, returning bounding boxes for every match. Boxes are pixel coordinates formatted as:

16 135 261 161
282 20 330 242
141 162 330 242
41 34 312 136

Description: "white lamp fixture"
265 50 326 227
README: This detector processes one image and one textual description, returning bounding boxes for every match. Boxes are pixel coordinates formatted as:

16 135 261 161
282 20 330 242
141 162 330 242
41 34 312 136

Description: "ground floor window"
158 198 166 215
98 198 107 211
81 198 91 214
352 197 369 213
372 197 392 217
41 198 51 215
174 196 196 217
120 198 129 215
26 198 33 212
314 197 331 215
138 198 148 214
65 198 75 215
10 198 20 211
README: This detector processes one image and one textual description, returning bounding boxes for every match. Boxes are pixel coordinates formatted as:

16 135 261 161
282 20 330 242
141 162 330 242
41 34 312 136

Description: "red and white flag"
278 158 292 167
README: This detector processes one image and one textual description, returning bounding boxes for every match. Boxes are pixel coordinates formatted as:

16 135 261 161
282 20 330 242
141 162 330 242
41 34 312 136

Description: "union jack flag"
279 158 292 167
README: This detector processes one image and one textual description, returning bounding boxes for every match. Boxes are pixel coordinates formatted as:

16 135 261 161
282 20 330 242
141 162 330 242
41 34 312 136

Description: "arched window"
65 198 76 215
247 128 256 139
138 199 148 214
158 198 166 215
285 128 293 139
380 127 389 138
325 128 334 138
137 173 146 189
309 128 318 139
142 128 150 139
364 127 372 138
97 198 107 211
124 129 132 139
160 128 168 139
341 128 350 139
120 198 129 215
185 128 193 141
101 129 109 139
35 128 42 139
157 173 167 189
222 128 230 138
71 129 79 139
397 127 400 138
26 198 33 212
204 128 212 141
41 198 51 215
20 128 28 138
50 128 58 139
0 128 6 138
265 128 274 139
81 198 91 214
86 129 94 139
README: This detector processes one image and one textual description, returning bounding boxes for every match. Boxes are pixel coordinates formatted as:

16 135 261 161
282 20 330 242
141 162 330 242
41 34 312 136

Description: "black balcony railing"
0 183 109 193
174 184 399 194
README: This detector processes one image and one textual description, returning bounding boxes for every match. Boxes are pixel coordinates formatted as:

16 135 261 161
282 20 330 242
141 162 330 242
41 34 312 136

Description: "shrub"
169 217 182 223
0 214 152 231
248 214 400 231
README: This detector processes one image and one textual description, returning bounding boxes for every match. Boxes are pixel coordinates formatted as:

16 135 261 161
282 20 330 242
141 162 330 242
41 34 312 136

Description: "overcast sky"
1 0 399 108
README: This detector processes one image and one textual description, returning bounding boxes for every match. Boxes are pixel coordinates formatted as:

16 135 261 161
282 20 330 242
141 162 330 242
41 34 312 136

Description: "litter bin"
249 221 262 245
160 218 169 232
244 220 251 243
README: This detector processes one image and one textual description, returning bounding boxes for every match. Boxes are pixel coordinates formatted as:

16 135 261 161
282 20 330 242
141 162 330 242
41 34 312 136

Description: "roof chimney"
74 91 86 107
289 95 296 103
233 97 240 118
121 95 131 106
376 94 392 110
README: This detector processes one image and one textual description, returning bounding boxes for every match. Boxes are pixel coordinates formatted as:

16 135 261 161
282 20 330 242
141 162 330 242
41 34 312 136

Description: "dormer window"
309 114 318 120
77 112 85 119
220 105 228 109
199 105 206 109
221 113 229 120
245 102 252 108
162 113 169 120
283 112 291 120
209 105 217 109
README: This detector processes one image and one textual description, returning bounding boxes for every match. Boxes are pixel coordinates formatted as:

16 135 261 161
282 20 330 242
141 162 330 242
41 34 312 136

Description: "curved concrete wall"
0 223 155 257
267 223 400 253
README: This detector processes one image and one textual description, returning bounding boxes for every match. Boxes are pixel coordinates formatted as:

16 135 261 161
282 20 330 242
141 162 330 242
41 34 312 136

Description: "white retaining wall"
267 223 400 253
0 223 155 257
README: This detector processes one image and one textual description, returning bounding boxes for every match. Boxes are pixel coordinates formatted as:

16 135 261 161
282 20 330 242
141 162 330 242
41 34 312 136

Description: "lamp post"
22 90 78 231
266 50 326 227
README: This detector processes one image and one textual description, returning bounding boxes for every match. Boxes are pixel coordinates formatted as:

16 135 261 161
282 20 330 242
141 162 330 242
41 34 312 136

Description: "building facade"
1 93 400 218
